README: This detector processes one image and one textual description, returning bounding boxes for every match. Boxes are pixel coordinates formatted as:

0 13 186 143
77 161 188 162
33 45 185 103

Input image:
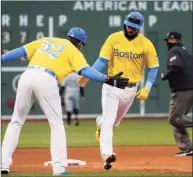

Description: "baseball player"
78 12 159 170
1 27 129 175
60 72 85 126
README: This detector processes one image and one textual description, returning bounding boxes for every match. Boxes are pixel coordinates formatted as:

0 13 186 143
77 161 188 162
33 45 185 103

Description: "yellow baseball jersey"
23 37 89 83
100 31 159 83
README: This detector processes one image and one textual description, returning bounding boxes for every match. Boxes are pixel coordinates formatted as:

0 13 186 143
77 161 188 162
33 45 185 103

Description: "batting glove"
136 86 150 100
104 72 129 89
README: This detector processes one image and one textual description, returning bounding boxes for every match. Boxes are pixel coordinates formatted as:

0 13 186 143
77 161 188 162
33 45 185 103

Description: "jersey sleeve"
168 51 183 68
145 40 159 68
23 38 44 60
99 35 113 60
70 51 89 73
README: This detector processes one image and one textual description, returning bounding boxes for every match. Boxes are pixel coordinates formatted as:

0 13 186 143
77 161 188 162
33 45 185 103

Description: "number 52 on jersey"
38 39 64 59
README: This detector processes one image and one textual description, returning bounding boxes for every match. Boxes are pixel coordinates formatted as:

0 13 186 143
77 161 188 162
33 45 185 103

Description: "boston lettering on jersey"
114 48 144 59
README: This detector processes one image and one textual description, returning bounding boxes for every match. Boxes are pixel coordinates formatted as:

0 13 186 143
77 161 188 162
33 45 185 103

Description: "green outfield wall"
1 1 192 116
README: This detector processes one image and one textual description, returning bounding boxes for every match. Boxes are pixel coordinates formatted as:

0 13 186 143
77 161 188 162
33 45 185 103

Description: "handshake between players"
103 72 128 89
78 71 129 89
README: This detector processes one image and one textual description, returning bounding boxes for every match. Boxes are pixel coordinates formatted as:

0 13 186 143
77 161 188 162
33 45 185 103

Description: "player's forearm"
162 66 181 81
92 57 108 71
145 67 159 89
1 47 27 63
79 66 106 82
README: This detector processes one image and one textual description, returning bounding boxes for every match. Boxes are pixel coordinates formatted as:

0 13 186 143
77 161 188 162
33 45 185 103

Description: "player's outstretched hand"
136 86 150 100
77 76 89 87
104 72 129 89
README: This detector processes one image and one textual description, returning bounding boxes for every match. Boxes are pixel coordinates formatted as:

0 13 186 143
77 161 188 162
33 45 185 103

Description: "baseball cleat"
95 125 100 143
103 153 116 170
1 169 9 174
175 150 193 156
104 162 112 170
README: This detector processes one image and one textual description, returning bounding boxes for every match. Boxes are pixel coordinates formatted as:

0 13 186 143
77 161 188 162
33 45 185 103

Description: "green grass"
1 119 192 148
2 171 192 177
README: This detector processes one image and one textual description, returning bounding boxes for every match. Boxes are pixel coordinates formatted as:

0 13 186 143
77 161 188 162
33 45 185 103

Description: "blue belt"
27 65 56 78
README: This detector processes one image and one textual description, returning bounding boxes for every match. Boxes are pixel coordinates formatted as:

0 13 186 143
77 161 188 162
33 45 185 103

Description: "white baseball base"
44 159 86 166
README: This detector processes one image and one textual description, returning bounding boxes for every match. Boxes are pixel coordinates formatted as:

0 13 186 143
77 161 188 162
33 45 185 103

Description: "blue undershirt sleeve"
145 67 159 89
92 57 108 71
1 47 27 63
79 66 107 82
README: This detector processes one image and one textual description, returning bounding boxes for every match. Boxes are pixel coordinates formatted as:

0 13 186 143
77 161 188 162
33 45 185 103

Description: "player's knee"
169 117 180 127
10 119 23 128
73 108 79 115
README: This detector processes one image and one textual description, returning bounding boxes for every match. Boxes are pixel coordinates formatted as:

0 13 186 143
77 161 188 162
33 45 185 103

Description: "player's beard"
78 43 83 50
124 26 139 40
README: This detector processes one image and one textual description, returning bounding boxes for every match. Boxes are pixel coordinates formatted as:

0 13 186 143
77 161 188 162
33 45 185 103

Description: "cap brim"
124 20 141 29
164 38 168 41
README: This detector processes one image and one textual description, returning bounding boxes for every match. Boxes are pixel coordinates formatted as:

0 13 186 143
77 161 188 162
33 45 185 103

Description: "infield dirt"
11 145 192 174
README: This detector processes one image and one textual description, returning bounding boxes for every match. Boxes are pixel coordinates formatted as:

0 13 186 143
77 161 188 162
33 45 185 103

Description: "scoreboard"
1 1 192 116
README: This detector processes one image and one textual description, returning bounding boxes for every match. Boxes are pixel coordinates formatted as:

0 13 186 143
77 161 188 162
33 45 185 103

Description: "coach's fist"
77 76 89 87
136 86 150 100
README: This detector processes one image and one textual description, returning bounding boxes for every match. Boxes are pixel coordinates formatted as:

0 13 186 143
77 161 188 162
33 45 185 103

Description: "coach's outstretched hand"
104 72 129 89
